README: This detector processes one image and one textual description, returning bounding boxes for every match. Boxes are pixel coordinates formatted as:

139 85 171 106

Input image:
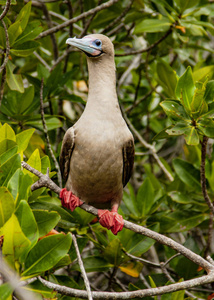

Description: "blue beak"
66 37 102 57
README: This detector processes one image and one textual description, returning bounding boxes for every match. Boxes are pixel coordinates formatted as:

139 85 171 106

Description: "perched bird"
59 34 134 235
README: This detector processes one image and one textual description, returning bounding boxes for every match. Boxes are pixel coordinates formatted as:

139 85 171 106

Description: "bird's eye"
94 39 102 47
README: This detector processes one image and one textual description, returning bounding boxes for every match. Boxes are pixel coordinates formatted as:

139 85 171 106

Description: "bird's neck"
86 56 119 110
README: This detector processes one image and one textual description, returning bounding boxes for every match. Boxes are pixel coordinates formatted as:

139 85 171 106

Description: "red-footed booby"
59 34 134 235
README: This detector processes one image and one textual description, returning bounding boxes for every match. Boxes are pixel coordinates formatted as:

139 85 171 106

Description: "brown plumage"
59 34 134 234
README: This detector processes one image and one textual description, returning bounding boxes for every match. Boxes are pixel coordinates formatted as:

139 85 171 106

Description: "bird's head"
66 34 114 59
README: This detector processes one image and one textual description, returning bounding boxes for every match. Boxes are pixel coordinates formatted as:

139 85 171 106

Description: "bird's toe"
98 209 124 235
60 188 83 212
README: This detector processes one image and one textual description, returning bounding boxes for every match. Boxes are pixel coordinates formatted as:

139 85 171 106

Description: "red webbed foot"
98 206 124 235
60 188 83 212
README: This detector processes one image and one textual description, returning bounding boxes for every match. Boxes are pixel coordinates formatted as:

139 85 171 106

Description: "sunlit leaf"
0 187 15 228
134 17 171 33
22 233 72 277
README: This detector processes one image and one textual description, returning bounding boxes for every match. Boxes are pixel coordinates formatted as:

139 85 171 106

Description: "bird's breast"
65 120 128 206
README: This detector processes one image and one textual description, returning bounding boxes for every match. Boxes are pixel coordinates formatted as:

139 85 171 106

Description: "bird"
59 34 134 235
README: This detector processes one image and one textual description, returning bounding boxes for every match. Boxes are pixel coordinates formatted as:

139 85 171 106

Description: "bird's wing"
59 127 75 182
122 138 135 187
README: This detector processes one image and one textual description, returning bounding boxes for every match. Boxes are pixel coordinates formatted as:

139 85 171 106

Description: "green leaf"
134 17 171 33
166 122 191 136
193 65 214 82
104 239 123 266
174 0 199 13
15 200 39 254
0 123 16 143
136 178 155 217
156 60 177 98
173 158 201 191
0 140 17 163
168 191 191 204
71 256 112 272
26 280 56 298
160 211 208 232
6 60 24 93
204 80 214 104
160 100 190 122
32 210 61 238
13 21 43 46
0 283 13 300
16 129 35 152
25 117 62 131
11 41 40 57
123 224 159 256
22 233 72 277
7 169 33 206
0 214 31 268
8 2 31 46
197 118 214 138
175 66 195 113
0 187 15 228
184 126 199 145
24 149 41 177
0 154 21 187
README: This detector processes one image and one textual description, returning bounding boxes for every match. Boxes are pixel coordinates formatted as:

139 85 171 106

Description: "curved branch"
21 161 213 272
115 28 172 57
39 272 214 299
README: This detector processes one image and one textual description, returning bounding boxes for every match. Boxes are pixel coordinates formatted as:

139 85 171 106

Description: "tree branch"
0 0 11 21
40 79 62 187
36 0 120 39
72 234 93 300
38 272 214 299
200 136 214 214
115 28 172 57
0 20 10 74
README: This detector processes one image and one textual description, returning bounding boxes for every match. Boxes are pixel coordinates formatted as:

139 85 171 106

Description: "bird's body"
60 34 134 234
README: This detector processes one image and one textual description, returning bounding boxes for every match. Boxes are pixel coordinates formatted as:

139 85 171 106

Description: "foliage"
0 0 214 299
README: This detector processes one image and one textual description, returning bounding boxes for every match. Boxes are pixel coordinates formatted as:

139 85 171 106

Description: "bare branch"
101 0 134 34
34 51 51 72
200 136 214 213
115 28 172 57
0 20 10 74
36 0 120 39
38 272 214 299
72 234 93 300
39 79 62 187
0 0 11 21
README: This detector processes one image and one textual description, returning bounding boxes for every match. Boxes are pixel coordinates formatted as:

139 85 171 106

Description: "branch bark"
38 272 214 299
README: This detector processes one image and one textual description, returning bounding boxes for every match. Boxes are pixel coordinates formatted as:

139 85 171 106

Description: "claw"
60 188 83 211
98 209 124 235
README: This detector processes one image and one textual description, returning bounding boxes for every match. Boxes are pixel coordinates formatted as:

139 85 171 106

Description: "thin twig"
80 0 102 38
21 161 213 272
115 28 172 57
0 20 10 74
34 51 51 71
200 136 214 214
124 251 160 267
72 234 93 300
0 0 11 21
40 78 62 187
36 0 120 39
101 0 134 34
